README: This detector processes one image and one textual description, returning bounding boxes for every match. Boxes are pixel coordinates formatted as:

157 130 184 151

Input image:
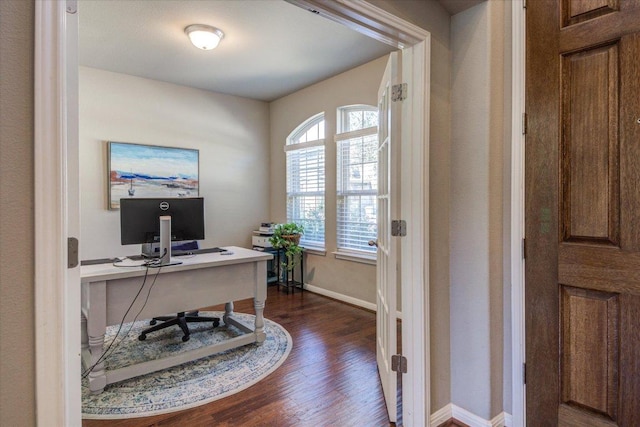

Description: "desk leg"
81 313 88 354
254 260 266 342
254 299 266 343
223 302 234 325
87 280 107 394
81 283 88 354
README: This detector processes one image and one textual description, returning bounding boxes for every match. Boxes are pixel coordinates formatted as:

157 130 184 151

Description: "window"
336 105 378 255
286 113 325 249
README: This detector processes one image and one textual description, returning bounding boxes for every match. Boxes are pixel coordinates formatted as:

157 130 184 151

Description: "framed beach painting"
108 141 199 209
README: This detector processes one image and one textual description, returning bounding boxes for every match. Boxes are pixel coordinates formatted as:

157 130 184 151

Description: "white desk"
80 246 272 394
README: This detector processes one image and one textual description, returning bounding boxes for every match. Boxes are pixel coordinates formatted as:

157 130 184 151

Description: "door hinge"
523 0 527 9
522 112 528 135
392 354 408 373
391 220 407 237
66 0 78 14
522 238 526 260
523 362 527 384
392 83 407 102
68 237 79 268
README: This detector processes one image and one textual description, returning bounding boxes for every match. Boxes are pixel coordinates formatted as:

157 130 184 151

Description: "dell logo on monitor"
159 201 170 211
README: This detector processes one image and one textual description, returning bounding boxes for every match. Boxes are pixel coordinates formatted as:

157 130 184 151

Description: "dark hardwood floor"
83 286 396 427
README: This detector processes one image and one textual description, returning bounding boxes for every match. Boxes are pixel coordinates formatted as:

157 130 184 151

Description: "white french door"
376 51 401 423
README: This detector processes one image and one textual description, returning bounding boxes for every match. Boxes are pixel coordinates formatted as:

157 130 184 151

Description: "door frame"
34 0 81 424
511 1 526 426
34 0 429 425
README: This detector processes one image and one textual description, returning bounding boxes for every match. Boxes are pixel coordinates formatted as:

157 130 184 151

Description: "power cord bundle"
81 251 168 382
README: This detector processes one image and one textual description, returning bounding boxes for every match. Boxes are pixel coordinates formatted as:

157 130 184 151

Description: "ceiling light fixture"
184 24 224 50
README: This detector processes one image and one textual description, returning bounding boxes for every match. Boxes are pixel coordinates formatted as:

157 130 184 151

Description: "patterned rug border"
82 312 292 420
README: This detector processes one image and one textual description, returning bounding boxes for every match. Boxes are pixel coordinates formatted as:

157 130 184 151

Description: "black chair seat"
138 311 220 342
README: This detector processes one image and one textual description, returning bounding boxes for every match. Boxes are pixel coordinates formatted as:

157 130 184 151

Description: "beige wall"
450 0 510 420
79 67 270 260
0 0 36 425
269 56 387 304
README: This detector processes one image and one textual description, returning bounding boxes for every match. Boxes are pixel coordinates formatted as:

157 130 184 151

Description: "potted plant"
269 222 304 279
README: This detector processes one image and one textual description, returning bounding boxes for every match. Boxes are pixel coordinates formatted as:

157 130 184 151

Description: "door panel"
526 0 640 424
562 0 619 26
560 286 619 419
560 43 619 245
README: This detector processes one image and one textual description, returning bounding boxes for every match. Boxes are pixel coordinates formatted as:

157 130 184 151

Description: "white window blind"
286 114 325 249
336 106 378 254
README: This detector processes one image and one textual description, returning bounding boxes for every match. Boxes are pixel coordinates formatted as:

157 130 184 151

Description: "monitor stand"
149 215 182 268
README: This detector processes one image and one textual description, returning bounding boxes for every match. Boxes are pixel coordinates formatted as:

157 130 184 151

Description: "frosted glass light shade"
184 24 224 50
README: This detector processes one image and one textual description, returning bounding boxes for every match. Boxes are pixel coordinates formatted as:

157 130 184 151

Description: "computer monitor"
120 197 205 265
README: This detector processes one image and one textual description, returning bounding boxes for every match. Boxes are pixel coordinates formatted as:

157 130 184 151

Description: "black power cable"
81 249 168 380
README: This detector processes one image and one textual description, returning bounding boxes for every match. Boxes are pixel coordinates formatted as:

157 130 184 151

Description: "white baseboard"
491 411 512 427
430 404 453 426
430 404 512 427
303 283 376 311
302 283 403 320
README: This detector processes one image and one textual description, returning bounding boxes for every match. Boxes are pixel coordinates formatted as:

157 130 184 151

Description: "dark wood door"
526 1 640 425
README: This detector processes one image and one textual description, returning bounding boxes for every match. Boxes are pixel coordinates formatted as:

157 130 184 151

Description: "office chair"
137 241 220 342
138 311 220 342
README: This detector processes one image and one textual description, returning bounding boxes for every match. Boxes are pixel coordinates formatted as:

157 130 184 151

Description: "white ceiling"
78 0 397 102
79 0 485 102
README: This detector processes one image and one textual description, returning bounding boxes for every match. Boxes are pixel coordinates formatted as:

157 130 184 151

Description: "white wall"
79 67 270 260
269 56 388 304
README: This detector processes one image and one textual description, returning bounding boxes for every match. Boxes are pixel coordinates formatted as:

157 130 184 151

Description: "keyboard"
173 247 227 256
80 248 227 265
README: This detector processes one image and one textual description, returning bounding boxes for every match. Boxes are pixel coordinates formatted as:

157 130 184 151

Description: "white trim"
334 126 377 141
283 138 325 152
400 38 429 426
332 250 376 265
430 404 513 427
510 1 526 426
304 283 376 312
286 0 427 48
451 405 485 426
492 411 513 427
430 403 453 427
34 1 79 425
303 247 327 256
453 405 504 427
303 283 403 320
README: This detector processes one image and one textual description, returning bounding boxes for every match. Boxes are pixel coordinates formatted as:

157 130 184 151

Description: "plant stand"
275 248 304 293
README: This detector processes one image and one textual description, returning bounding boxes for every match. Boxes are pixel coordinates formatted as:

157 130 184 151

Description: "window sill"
332 251 376 265
303 247 326 257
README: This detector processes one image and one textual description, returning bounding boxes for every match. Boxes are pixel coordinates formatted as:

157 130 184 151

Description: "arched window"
336 105 378 255
285 113 325 249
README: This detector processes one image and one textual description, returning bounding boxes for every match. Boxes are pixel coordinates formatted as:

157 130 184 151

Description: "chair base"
138 311 220 342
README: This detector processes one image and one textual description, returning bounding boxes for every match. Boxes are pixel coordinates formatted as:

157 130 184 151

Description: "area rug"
82 311 292 419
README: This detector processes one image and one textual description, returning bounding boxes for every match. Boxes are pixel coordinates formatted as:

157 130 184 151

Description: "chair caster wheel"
182 335 190 342
138 334 146 341
149 319 157 325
